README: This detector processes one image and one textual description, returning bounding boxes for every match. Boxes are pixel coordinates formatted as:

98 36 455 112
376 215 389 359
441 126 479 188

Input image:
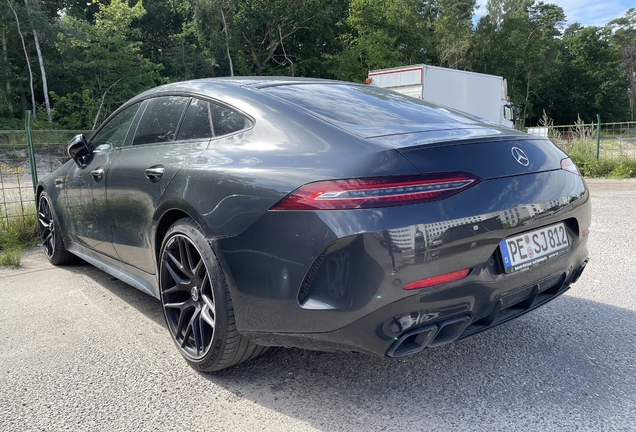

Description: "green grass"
0 204 39 267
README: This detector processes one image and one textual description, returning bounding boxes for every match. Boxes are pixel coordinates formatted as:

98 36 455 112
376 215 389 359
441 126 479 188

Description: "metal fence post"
596 114 601 161
25 110 38 195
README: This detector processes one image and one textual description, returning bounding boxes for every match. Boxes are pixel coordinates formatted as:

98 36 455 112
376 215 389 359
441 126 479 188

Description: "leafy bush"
570 153 636 178
611 159 636 179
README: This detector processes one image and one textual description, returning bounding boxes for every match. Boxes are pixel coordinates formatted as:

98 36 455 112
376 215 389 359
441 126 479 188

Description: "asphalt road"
1 179 635 431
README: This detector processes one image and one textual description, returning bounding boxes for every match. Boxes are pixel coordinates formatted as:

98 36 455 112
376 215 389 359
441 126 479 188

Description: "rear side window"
210 103 252 136
132 96 189 146
176 98 252 141
177 98 213 140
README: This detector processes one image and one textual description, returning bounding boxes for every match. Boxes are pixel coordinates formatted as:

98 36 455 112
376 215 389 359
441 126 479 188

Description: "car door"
63 102 142 258
106 96 213 274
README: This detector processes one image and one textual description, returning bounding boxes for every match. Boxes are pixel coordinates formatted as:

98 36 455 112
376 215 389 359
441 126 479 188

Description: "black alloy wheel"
161 232 216 360
159 218 268 371
38 192 72 265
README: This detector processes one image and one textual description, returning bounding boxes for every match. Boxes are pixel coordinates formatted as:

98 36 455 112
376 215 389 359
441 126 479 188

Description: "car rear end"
215 82 590 357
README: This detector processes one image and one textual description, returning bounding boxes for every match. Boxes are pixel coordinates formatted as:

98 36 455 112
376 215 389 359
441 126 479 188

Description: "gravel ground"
0 178 634 432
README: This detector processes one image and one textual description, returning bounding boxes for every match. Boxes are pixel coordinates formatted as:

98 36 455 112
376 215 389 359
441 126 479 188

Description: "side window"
210 103 253 136
90 103 141 151
132 96 189 146
176 98 212 141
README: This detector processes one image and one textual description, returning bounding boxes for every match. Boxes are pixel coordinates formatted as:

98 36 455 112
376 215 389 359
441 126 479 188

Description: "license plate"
499 223 570 274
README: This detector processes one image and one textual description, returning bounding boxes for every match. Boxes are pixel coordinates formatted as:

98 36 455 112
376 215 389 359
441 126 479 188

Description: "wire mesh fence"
531 121 636 160
0 130 88 224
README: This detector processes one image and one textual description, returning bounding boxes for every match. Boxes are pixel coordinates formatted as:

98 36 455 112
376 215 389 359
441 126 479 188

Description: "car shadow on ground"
59 259 634 429
203 293 634 429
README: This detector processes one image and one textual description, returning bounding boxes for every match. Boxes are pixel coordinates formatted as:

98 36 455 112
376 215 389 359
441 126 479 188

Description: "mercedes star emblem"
511 147 529 166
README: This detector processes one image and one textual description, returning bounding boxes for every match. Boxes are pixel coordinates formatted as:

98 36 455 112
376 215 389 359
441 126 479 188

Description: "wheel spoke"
193 259 204 278
177 238 194 278
42 231 53 245
164 257 189 286
191 311 203 354
164 300 187 310
201 304 215 328
184 241 197 276
166 249 185 274
163 284 186 295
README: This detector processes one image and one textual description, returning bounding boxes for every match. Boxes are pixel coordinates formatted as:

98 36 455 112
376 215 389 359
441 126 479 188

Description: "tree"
54 0 159 128
434 0 477 69
472 0 566 126
610 8 636 121
6 0 36 119
24 0 52 122
192 0 347 77
335 0 436 81
540 24 629 124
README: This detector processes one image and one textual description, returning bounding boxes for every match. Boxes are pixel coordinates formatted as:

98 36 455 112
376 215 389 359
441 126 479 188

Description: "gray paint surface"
1 178 634 431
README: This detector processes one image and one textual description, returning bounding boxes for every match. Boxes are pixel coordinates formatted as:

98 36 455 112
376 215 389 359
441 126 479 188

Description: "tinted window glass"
261 84 478 127
210 103 252 136
132 96 189 146
91 103 141 151
177 99 212 141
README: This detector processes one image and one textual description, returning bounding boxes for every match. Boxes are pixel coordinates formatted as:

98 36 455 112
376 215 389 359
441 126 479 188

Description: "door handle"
90 168 104 180
145 166 165 181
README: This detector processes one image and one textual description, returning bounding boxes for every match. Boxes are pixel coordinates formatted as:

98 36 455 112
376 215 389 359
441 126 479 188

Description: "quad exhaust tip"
387 315 471 357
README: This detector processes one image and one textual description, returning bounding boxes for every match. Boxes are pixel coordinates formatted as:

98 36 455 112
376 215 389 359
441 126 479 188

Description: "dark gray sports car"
37 77 590 371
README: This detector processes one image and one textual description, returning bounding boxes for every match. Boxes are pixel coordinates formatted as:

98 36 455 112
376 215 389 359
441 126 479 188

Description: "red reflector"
403 268 471 290
561 158 581 175
271 173 481 210
582 228 590 236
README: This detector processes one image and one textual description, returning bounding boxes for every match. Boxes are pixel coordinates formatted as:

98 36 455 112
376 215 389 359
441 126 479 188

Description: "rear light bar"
271 172 481 210
561 157 581 175
404 268 471 290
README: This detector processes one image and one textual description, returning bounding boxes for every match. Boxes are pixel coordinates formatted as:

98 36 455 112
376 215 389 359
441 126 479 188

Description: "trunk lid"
369 134 566 179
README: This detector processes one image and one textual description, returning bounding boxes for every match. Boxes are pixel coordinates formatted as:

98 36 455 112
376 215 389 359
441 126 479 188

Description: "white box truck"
368 64 515 128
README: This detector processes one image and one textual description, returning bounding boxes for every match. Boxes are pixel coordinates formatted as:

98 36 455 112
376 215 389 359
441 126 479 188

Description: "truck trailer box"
368 64 514 128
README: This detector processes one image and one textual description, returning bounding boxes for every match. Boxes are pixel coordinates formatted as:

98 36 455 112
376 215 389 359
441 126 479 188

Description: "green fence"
0 128 88 224
530 121 636 160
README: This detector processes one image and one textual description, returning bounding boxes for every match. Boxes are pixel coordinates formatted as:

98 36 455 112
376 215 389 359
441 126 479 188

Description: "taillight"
271 172 481 210
561 157 581 175
404 268 471 290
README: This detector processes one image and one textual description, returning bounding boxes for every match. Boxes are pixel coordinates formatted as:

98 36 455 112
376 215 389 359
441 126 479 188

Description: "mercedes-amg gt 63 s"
37 78 590 371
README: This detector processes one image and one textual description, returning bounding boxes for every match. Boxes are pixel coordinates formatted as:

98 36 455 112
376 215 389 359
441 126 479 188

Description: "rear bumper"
215 170 590 354
238 240 589 357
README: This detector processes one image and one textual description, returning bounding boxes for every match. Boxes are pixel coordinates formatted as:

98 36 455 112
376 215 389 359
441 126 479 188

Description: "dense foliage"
1 0 634 129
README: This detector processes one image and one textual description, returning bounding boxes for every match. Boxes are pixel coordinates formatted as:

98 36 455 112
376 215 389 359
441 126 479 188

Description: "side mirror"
68 134 90 167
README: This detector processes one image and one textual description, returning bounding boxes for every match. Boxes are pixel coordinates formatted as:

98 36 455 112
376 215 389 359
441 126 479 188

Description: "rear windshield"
260 84 481 131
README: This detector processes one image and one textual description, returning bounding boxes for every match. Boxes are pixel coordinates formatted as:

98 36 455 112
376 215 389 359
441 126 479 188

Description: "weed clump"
0 204 39 266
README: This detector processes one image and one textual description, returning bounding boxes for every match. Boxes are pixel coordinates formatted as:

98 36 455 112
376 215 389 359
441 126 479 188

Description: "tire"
159 218 267 372
38 191 73 265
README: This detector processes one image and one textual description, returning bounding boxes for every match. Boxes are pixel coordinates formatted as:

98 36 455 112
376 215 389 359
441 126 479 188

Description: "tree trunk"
19 82 27 115
1 26 13 117
628 47 635 122
24 0 51 122
220 7 234 77
7 0 36 119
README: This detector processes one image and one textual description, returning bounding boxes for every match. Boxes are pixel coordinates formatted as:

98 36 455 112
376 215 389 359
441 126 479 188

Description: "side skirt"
68 243 159 298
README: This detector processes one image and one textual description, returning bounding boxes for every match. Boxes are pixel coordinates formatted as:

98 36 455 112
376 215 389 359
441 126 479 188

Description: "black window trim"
90 91 255 150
